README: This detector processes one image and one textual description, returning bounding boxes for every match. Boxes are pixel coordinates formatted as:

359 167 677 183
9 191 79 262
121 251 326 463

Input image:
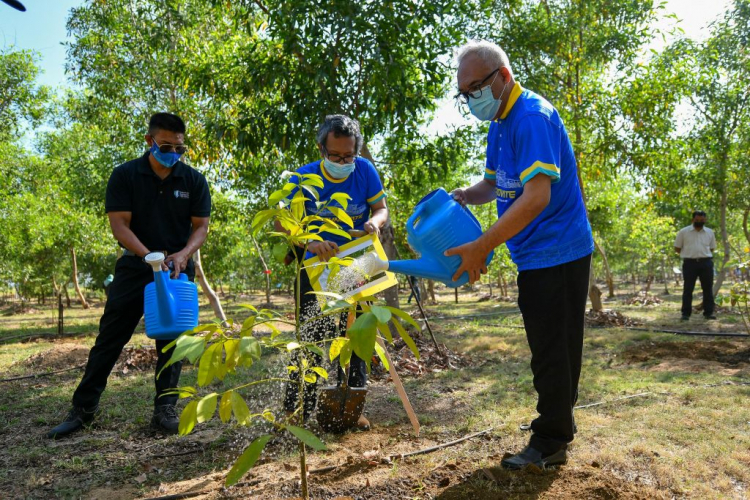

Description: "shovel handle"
377 337 420 437
347 229 368 238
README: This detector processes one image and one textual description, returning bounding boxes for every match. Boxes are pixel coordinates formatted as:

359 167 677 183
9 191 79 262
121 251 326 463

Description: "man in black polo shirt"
48 113 211 438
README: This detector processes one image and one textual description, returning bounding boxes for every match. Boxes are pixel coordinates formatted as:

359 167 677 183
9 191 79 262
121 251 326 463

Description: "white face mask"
467 75 509 121
323 158 355 179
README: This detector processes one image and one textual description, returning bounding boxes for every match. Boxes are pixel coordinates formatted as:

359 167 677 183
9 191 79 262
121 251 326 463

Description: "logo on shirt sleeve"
174 190 190 199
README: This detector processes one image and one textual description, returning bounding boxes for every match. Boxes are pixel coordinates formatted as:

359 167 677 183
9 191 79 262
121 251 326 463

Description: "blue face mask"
150 141 183 168
467 78 509 121
323 158 355 179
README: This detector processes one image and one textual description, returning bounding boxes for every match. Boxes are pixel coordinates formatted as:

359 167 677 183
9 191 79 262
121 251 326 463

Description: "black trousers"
72 256 194 409
407 279 421 304
517 253 591 454
283 268 367 418
682 258 714 317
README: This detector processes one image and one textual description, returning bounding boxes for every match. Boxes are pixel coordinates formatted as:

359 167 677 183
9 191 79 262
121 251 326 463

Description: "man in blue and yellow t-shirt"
447 41 594 469
276 114 387 431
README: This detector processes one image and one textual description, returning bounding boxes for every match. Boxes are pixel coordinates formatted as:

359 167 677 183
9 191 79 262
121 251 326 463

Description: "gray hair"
456 40 512 72
316 114 363 154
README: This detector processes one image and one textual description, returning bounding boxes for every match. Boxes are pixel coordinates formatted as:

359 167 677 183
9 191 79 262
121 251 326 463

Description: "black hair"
316 114 363 154
148 112 186 135
692 210 707 218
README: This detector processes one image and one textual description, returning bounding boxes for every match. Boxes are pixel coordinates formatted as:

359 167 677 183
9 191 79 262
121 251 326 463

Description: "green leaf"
339 340 353 368
306 343 324 358
301 174 325 188
286 425 327 451
219 391 233 423
224 339 240 371
329 337 349 362
231 391 251 425
392 318 420 360
272 242 288 263
172 335 206 364
197 342 221 386
318 226 353 240
370 305 392 324
301 184 319 200
179 400 198 436
252 208 281 232
377 323 393 343
311 366 329 379
384 307 421 331
329 192 351 210
374 342 390 371
304 373 317 383
348 312 377 369
225 434 272 487
328 206 353 228
268 188 292 207
239 337 261 365
197 393 218 423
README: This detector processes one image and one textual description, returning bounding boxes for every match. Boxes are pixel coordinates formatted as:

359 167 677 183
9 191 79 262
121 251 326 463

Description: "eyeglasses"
151 138 188 155
454 68 501 105
323 146 357 164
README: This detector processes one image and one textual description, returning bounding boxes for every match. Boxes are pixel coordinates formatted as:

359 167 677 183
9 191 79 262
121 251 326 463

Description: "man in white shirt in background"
674 210 717 321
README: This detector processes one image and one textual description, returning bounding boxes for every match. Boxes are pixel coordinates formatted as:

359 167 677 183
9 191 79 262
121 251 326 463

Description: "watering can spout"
361 251 461 287
386 258 452 284
144 252 175 326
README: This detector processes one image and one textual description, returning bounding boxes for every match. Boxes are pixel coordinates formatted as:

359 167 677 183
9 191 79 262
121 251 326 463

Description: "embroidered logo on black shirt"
174 190 190 199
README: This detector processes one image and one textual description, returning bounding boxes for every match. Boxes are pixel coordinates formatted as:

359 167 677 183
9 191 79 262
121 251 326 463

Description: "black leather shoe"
47 406 99 439
501 445 567 470
151 404 180 434
681 316 690 321
704 315 717 320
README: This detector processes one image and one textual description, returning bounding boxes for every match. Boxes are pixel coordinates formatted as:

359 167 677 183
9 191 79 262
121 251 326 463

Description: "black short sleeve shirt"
105 152 211 253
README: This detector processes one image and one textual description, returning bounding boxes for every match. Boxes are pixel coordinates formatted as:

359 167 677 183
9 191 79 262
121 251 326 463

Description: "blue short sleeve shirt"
293 157 386 247
484 83 593 271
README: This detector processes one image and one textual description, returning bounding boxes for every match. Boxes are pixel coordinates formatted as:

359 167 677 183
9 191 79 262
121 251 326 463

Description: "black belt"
121 249 170 257
683 257 712 262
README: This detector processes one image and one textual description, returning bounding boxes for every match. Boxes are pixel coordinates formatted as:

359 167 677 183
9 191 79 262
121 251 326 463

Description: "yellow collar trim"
320 160 348 183
499 82 523 120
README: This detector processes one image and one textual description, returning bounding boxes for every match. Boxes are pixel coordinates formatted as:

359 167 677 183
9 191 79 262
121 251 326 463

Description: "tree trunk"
64 281 71 308
595 240 615 298
427 279 435 303
360 143 399 309
743 206 750 246
251 236 272 306
418 278 428 303
500 272 509 297
662 258 670 295
588 263 603 312
70 247 90 309
193 249 228 324
454 288 458 304
713 171 731 297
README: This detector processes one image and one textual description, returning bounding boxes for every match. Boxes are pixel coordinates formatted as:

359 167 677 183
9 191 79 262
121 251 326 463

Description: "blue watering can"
143 252 199 340
366 188 493 288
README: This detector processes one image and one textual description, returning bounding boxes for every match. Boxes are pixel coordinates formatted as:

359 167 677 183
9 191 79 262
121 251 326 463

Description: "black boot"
501 445 567 470
47 406 99 439
151 404 179 434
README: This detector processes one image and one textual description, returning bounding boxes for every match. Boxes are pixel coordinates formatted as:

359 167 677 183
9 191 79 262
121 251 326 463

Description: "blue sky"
0 0 731 93
0 0 83 88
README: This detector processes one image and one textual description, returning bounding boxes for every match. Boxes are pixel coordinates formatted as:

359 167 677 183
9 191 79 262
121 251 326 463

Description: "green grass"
1 283 749 498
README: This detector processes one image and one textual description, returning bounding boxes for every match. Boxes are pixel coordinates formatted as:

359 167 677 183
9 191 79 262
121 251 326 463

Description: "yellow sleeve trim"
485 167 496 176
519 161 560 183
367 190 386 204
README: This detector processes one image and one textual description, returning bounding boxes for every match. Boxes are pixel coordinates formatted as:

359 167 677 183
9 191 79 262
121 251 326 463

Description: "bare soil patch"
11 342 158 374
586 309 639 327
622 339 750 375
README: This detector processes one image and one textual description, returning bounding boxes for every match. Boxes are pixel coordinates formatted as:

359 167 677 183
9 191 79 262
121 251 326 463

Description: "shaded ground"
1 283 750 499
